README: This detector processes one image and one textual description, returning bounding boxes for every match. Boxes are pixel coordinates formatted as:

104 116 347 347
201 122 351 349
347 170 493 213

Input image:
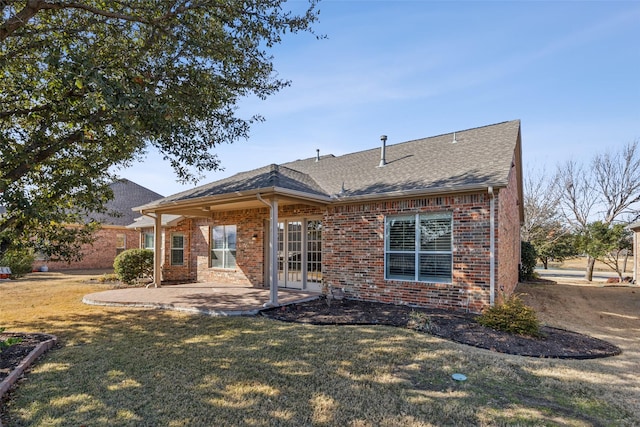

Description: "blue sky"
121 0 640 197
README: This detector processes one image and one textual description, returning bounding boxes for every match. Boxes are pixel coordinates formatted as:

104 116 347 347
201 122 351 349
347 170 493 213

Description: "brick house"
36 179 163 271
134 120 524 312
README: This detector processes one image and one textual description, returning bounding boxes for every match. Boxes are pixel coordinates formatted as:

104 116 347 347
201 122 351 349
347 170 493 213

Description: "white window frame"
143 232 154 250
170 233 185 266
384 212 453 283
116 233 126 255
210 225 237 269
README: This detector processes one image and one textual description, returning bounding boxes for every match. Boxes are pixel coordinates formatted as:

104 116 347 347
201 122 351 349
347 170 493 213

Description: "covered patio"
83 283 320 316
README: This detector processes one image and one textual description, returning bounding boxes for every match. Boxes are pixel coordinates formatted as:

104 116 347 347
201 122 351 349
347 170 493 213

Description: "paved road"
535 267 627 281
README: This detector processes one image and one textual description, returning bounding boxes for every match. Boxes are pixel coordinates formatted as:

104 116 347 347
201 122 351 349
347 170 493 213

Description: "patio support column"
152 213 162 288
269 198 279 306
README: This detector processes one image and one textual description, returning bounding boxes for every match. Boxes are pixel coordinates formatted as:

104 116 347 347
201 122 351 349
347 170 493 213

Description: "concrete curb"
0 334 58 400
82 295 321 317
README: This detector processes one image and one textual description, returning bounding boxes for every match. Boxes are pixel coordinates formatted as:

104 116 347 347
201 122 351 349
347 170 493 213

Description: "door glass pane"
307 220 322 283
277 222 285 282
287 221 302 283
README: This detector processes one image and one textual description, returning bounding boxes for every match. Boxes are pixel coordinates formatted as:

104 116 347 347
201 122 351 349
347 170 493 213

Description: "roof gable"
156 164 327 204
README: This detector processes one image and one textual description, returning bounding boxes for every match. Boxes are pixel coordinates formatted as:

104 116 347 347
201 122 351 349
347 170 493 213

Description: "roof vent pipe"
452 132 457 144
316 149 320 162
378 135 388 167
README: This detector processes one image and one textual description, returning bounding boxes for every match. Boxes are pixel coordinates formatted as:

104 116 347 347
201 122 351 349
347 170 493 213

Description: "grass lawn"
1 272 639 426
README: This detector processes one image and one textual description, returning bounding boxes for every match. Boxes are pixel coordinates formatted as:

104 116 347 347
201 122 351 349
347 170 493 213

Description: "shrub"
0 248 36 278
407 311 435 333
477 293 541 337
519 241 537 281
97 273 120 283
113 249 154 285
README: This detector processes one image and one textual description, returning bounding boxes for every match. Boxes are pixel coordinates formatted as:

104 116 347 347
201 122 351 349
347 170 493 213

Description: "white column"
153 213 162 288
269 198 279 306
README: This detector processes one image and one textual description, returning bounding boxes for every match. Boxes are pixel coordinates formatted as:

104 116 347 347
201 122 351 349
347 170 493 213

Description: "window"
143 232 154 250
171 233 185 266
210 225 237 269
385 213 452 283
116 234 126 255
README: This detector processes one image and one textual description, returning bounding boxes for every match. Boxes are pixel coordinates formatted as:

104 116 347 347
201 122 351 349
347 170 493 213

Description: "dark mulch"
260 297 621 359
0 333 53 383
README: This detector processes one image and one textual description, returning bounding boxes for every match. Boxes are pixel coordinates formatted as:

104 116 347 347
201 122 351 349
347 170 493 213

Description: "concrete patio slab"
83 283 320 316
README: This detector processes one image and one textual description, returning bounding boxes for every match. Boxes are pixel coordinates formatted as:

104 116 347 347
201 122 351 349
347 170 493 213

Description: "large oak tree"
0 0 320 261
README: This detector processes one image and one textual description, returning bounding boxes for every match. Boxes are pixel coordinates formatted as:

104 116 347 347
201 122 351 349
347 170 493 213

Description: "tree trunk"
623 251 629 273
542 258 548 269
585 256 595 281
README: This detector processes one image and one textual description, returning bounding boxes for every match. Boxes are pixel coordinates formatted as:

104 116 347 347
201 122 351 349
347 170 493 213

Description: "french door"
272 219 322 291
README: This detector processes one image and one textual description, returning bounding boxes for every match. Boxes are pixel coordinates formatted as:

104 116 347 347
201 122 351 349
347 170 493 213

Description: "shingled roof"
136 120 521 212
92 179 163 226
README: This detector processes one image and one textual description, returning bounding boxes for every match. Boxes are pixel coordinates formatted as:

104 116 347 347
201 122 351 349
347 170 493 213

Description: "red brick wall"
157 191 520 313
323 194 494 312
160 219 195 283
497 157 522 300
161 205 326 286
36 226 138 271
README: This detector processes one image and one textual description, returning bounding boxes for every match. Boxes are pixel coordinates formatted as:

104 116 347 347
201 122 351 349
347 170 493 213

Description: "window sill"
209 267 238 272
385 277 452 285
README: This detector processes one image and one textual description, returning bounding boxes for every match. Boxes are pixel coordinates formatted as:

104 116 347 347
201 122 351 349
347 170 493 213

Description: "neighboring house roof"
628 222 640 231
0 180 163 227
136 120 522 214
91 179 164 226
126 214 184 229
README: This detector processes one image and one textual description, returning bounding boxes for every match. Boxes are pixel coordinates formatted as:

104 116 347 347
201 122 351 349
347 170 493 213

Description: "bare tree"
593 141 640 223
522 166 560 241
557 140 640 280
523 167 575 269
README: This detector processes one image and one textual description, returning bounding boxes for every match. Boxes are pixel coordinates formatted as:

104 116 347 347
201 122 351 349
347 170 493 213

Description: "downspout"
488 186 495 306
257 194 278 307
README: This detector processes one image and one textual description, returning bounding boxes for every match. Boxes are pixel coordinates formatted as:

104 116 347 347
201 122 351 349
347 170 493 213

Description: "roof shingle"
139 120 521 208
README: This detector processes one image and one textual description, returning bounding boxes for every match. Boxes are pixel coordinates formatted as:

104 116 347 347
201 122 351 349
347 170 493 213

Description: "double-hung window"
211 225 237 269
171 233 185 266
385 213 452 283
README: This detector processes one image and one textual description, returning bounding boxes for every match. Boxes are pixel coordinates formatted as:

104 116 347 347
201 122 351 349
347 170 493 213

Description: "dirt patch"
260 297 621 359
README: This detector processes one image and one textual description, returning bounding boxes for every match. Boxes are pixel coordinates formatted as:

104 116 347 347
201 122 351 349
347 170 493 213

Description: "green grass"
1 273 638 426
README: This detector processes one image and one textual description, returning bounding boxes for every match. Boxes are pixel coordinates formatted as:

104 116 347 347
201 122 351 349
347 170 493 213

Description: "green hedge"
113 249 154 285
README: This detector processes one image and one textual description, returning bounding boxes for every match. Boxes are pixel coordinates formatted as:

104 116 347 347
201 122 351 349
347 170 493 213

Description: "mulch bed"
260 297 622 359
0 333 53 384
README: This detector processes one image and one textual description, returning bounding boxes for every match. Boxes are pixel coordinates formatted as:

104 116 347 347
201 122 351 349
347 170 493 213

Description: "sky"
120 0 640 197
